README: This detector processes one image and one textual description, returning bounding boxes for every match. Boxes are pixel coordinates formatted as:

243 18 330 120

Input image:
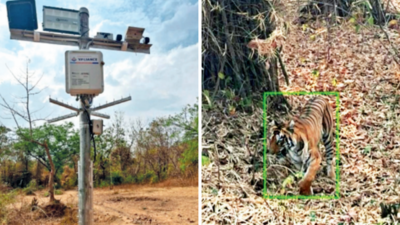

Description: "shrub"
55 189 63 195
61 166 77 190
0 191 16 223
23 180 37 195
180 139 198 177
63 175 77 190
55 182 62 189
145 171 155 180
202 156 211 166
124 175 136 184
136 171 155 183
136 174 144 183
111 171 123 185
60 206 78 225
23 187 35 195
99 180 110 188
27 180 37 188
150 175 158 184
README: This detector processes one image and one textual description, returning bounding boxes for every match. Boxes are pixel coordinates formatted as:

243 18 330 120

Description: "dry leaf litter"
202 7 400 224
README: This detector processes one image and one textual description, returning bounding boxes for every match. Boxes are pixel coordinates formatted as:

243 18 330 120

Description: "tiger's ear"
289 120 295 130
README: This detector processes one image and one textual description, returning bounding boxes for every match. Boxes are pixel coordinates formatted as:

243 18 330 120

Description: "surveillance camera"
116 34 122 42
144 37 150 44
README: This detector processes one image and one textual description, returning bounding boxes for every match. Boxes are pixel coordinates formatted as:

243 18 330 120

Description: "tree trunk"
20 137 56 203
99 157 107 181
72 155 78 174
266 57 291 112
135 161 141 176
48 169 55 202
35 158 41 185
42 141 56 203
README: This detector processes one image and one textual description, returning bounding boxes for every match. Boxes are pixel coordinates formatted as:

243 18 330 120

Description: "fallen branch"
276 47 289 86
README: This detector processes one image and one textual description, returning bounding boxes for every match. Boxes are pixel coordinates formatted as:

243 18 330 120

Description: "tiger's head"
268 120 297 157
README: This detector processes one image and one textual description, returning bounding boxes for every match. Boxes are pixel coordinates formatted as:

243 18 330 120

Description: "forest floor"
202 1 400 224
6 182 198 225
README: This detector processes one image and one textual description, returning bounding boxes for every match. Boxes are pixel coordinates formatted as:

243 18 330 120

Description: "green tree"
166 103 199 177
0 125 12 158
14 123 79 198
0 61 61 202
15 123 79 174
179 139 198 177
0 125 13 184
166 103 198 141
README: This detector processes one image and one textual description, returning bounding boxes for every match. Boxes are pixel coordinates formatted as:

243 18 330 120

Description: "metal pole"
78 97 93 225
7 4 144 224
78 7 93 225
79 7 90 49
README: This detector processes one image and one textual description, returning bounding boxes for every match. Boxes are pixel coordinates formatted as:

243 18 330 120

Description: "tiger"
267 96 336 195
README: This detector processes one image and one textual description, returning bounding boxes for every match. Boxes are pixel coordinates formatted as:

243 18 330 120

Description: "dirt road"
19 185 198 225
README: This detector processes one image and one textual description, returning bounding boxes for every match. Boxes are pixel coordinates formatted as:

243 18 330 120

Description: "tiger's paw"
299 180 313 195
299 186 313 195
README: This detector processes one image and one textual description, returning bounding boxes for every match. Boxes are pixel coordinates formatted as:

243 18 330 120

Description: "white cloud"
0 0 199 130
100 43 198 106
0 2 9 44
0 2 7 27
155 3 198 43
89 21 104 37
0 41 68 97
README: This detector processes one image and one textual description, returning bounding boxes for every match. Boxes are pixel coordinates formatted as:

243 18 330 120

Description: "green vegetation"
0 103 198 191
202 156 210 166
0 191 16 224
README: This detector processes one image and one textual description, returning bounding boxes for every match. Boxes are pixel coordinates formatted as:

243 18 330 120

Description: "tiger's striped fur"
268 96 335 195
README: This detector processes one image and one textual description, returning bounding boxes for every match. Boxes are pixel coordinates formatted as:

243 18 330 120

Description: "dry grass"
95 176 198 192
155 177 199 188
202 4 400 224
1 192 77 225
59 206 78 225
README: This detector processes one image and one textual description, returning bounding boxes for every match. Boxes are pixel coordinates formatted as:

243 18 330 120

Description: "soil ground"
12 184 198 225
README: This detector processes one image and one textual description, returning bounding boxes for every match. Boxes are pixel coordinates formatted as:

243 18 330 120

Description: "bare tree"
0 60 57 203
129 119 148 176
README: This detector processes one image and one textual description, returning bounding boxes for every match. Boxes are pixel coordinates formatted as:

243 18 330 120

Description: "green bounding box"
263 91 340 200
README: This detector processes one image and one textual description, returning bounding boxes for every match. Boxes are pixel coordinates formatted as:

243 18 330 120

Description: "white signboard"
65 51 104 96
43 6 80 35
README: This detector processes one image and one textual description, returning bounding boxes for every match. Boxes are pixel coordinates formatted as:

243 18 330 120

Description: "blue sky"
0 0 199 129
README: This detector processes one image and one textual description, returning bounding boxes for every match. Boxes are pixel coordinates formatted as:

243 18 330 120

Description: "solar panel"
6 0 38 30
